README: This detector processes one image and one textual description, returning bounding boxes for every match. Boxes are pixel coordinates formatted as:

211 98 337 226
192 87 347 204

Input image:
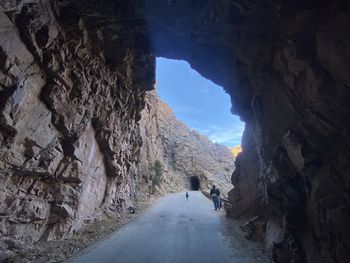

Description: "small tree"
152 160 163 187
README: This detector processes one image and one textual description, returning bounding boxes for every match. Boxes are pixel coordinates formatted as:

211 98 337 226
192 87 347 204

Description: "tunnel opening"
156 58 245 148
189 176 200 191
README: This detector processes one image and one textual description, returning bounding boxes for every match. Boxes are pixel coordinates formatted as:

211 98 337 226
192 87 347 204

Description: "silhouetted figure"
210 185 219 210
185 192 189 201
216 188 221 209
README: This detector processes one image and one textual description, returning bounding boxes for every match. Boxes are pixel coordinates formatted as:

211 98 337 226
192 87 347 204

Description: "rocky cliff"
139 90 235 196
0 0 154 251
1 0 350 262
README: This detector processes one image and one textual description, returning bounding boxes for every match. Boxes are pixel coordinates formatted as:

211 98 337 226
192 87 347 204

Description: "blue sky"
156 58 245 147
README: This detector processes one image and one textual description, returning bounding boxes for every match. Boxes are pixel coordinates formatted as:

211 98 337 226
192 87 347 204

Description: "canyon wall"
0 0 154 250
139 90 235 196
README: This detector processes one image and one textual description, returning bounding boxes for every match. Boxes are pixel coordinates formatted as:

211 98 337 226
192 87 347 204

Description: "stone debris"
240 216 266 242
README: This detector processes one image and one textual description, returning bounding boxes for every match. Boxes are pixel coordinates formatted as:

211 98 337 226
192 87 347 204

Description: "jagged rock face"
139 90 235 196
0 0 153 248
1 1 350 262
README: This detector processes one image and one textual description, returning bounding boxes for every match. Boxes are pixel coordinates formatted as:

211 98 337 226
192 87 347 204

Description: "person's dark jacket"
215 189 220 197
210 188 216 196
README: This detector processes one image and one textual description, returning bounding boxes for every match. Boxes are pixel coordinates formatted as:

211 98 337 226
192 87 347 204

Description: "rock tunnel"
189 176 200 191
0 0 350 262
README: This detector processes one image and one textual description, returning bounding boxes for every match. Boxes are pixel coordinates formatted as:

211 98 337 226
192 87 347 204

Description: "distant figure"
210 185 219 210
216 188 221 209
185 192 189 201
127 206 135 214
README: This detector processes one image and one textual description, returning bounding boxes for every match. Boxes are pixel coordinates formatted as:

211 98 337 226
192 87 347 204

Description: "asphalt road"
66 191 257 263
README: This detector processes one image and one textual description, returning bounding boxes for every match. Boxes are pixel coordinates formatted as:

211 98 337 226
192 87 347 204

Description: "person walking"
210 185 219 210
185 192 189 201
216 187 221 209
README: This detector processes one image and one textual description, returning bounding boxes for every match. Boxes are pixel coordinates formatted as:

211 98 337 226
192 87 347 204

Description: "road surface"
66 191 257 263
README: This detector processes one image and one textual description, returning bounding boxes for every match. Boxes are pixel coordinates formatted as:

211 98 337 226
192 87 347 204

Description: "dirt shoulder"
203 191 272 262
8 193 157 263
219 213 272 263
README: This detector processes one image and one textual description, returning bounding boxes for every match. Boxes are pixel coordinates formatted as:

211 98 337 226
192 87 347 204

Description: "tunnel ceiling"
1 0 350 262
58 0 277 119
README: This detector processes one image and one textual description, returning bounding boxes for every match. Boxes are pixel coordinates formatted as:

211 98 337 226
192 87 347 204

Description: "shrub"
152 160 163 186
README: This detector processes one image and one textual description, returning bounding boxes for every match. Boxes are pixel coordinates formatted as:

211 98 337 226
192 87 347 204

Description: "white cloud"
173 105 193 114
208 123 245 146
192 127 210 134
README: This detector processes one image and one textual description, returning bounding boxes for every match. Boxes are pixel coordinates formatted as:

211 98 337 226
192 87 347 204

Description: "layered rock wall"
0 0 153 247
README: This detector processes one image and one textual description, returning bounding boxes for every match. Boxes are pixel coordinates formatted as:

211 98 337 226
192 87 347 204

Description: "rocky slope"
139 90 235 196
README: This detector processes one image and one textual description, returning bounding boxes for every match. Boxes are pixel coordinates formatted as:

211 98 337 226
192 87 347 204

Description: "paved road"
66 192 256 263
